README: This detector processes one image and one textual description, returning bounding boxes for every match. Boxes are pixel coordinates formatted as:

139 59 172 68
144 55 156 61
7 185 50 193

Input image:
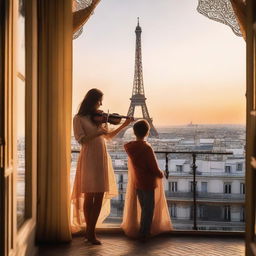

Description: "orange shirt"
124 141 163 191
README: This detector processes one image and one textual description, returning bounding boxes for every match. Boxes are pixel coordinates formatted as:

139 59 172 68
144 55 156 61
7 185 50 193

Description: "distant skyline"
73 0 246 126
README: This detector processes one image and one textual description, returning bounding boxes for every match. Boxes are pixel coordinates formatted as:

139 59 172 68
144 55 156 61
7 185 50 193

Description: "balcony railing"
155 151 233 230
166 191 244 198
167 171 244 177
71 149 245 231
166 191 245 203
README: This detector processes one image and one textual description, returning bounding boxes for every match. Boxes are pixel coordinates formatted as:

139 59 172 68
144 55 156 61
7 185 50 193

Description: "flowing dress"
121 155 172 238
71 114 118 233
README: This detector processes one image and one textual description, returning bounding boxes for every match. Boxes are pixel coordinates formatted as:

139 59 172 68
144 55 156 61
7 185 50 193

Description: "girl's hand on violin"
102 123 109 130
122 117 134 127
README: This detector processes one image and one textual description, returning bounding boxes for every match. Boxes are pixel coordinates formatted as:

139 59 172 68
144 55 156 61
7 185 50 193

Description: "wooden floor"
38 234 245 256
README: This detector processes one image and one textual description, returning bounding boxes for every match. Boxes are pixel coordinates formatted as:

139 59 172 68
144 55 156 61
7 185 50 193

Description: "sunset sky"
72 0 246 126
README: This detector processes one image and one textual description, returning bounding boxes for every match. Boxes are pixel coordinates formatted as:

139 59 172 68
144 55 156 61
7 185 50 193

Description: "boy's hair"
133 119 150 138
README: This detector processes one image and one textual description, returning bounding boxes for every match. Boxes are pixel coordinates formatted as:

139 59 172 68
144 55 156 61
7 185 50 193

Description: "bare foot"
88 237 102 245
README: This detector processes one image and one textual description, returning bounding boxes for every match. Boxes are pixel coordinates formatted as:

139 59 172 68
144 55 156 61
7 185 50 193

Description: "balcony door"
0 1 17 255
0 0 38 255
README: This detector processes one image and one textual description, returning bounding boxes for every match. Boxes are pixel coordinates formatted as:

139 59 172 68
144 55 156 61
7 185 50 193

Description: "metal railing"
155 151 233 230
166 191 245 200
71 149 236 230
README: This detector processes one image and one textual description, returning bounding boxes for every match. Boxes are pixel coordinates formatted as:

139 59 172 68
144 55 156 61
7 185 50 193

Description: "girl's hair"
77 88 103 119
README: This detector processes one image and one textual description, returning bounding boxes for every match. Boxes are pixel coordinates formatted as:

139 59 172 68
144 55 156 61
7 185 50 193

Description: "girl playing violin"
71 88 133 245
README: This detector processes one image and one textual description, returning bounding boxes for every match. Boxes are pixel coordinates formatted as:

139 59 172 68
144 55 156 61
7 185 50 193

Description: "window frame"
169 181 178 192
224 205 231 221
201 182 208 193
225 166 231 173
236 163 243 172
176 165 183 172
224 183 232 194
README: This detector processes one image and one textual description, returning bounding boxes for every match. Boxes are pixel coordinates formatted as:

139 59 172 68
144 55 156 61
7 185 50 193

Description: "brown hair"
77 88 103 121
133 119 150 138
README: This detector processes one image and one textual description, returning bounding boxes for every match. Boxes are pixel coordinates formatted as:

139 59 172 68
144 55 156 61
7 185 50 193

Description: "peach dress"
71 114 118 233
121 158 172 238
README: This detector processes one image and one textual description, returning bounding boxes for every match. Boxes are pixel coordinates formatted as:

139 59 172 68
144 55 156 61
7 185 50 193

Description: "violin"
93 110 133 125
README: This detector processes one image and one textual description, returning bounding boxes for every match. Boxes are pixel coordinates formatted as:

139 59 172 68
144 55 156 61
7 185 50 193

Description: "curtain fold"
73 0 246 40
37 0 73 242
73 0 101 39
121 159 172 238
230 0 246 39
70 153 118 233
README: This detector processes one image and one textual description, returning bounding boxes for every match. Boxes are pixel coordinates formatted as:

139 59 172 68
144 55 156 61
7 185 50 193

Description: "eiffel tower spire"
132 17 144 96
117 18 158 138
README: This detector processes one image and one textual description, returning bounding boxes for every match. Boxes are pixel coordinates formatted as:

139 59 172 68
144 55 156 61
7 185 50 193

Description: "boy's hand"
122 117 134 127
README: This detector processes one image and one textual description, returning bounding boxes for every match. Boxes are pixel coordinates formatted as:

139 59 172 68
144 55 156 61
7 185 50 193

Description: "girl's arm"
104 118 133 140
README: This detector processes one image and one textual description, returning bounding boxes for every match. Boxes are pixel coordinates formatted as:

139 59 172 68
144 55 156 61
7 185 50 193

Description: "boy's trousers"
137 189 155 237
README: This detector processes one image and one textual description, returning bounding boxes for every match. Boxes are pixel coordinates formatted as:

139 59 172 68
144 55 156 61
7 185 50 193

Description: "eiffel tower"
117 18 158 138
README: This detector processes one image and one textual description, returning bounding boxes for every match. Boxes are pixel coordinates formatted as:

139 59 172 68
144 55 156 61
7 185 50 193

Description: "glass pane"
16 0 26 228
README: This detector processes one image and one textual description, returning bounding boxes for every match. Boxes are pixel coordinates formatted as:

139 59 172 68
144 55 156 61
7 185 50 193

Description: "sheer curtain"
72 1 246 40
197 0 246 40
230 0 246 39
70 153 118 233
121 159 172 238
73 0 101 39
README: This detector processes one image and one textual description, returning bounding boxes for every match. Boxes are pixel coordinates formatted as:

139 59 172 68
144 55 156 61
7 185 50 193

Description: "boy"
123 119 165 241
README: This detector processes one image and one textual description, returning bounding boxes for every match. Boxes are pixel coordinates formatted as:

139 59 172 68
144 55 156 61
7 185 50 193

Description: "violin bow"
106 109 110 124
